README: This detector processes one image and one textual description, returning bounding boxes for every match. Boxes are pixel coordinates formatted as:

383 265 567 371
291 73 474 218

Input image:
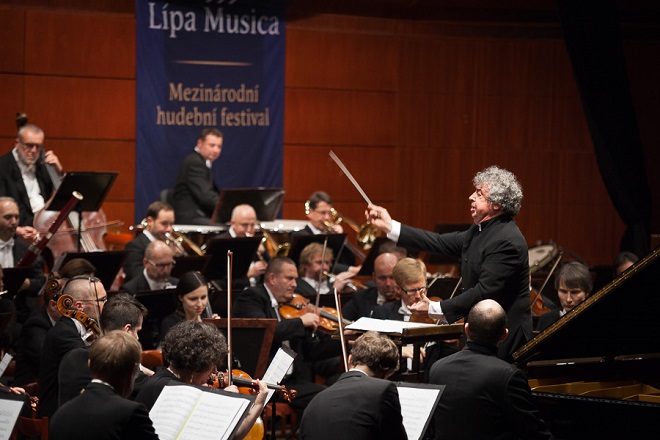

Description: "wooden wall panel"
0 74 25 136
24 10 134 78
0 8 25 73
23 76 135 139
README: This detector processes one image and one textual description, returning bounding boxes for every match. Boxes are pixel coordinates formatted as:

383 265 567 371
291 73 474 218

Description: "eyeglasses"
399 285 427 295
18 139 43 150
80 296 108 304
147 259 176 269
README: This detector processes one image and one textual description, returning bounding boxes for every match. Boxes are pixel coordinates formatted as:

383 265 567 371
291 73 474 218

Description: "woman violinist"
160 271 219 338
134 320 268 440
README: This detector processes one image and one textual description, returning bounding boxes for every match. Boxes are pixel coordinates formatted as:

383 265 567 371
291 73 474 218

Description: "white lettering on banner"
169 83 260 103
148 2 197 38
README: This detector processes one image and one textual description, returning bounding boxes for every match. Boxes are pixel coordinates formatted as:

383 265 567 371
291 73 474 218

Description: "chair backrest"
12 416 49 440
160 188 174 206
20 381 40 399
141 349 164 369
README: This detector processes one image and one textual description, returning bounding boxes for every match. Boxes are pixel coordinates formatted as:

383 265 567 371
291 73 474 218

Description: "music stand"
0 267 31 300
426 277 462 300
135 289 177 350
211 188 285 223
172 255 212 278
357 237 395 276
203 237 262 282
45 172 118 252
288 234 347 271
203 318 277 378
52 251 126 290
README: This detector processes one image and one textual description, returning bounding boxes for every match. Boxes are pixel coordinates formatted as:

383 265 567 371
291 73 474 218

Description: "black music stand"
45 172 118 252
427 277 462 300
203 237 262 282
0 267 31 300
288 233 347 271
52 250 126 290
357 236 395 276
211 188 285 223
134 288 177 350
172 255 212 278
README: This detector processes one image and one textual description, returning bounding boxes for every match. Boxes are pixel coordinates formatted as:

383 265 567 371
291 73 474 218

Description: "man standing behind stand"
367 166 531 361
299 331 406 440
173 128 223 225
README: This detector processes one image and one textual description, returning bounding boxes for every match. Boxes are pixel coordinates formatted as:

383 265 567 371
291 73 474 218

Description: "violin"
530 289 551 317
56 293 101 337
279 293 352 334
208 369 297 403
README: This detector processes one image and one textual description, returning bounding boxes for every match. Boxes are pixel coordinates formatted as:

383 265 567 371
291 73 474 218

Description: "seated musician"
13 258 95 385
160 271 218 339
294 191 357 271
613 251 638 276
299 331 407 440
58 292 150 406
371 258 457 374
295 242 355 299
0 123 63 242
50 331 160 440
0 197 45 323
123 201 175 282
428 299 554 439
172 128 223 225
232 257 342 412
217 203 268 288
122 240 178 295
537 261 592 332
342 252 399 321
134 320 268 440
38 276 107 419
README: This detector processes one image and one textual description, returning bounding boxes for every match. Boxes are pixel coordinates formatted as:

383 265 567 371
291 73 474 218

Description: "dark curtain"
557 0 651 259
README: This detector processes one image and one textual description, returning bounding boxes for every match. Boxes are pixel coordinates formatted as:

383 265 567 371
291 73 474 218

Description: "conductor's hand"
44 150 63 173
408 295 431 315
365 204 393 234
300 312 320 331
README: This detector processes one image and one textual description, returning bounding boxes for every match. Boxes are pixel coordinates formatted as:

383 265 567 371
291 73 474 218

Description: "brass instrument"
258 223 290 257
322 208 382 251
165 231 205 256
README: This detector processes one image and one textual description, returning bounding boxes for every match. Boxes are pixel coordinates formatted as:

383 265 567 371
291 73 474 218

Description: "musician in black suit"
50 331 159 440
295 242 354 300
367 166 531 361
537 261 591 332
0 124 63 241
123 201 175 282
122 240 178 295
0 197 45 322
428 299 553 439
343 252 399 321
173 128 223 225
233 257 341 411
38 276 107 418
58 293 150 406
299 331 406 440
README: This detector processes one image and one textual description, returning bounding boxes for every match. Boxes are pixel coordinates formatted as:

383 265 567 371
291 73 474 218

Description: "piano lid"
513 246 660 365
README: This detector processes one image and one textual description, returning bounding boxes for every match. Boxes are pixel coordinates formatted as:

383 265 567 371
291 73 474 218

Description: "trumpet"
165 231 204 256
323 208 381 251
258 223 290 257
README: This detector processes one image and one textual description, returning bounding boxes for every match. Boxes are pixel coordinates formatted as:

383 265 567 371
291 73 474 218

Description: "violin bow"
531 250 564 306
226 250 233 387
313 236 329 329
333 286 349 371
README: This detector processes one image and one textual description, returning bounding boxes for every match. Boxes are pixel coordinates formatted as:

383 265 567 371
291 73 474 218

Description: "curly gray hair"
473 166 523 216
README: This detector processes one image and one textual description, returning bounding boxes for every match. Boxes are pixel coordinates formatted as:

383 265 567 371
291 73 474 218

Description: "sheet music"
345 317 438 335
262 346 296 403
0 353 13 378
150 385 251 440
396 384 445 440
0 395 24 440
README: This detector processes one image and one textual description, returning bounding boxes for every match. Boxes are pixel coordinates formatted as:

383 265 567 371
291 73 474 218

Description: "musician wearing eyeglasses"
367 166 531 362
0 123 63 241
123 201 175 282
122 240 178 296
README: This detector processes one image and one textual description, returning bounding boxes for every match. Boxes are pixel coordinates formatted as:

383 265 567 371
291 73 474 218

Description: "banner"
135 0 286 222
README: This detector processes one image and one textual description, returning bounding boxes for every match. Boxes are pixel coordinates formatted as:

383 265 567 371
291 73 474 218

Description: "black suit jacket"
371 300 405 321
50 382 158 440
429 342 553 440
121 271 178 295
11 237 46 322
342 286 379 321
38 317 86 418
12 307 53 385
0 150 54 226
299 371 407 440
122 233 151 282
536 308 561 332
399 216 531 361
173 151 218 224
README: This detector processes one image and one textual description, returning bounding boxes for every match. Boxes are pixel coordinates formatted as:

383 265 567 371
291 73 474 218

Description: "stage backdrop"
135 0 286 222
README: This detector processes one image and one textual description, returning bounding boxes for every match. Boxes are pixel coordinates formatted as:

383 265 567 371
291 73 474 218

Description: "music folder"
52 251 126 291
357 236 395 276
171 255 211 279
211 187 285 223
203 237 262 282
287 233 347 270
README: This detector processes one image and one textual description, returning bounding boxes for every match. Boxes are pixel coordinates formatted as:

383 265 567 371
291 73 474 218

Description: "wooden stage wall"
0 2 658 267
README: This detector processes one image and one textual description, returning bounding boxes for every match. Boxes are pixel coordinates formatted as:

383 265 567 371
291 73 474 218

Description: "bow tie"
0 238 14 250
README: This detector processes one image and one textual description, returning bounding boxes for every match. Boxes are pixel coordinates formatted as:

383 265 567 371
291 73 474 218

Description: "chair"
263 402 298 440
160 188 174 206
141 349 164 369
10 416 49 440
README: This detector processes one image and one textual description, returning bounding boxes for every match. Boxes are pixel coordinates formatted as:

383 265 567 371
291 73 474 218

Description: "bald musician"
342 252 399 321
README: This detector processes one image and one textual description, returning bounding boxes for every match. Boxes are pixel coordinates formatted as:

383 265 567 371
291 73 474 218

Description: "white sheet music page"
262 346 296 403
345 317 437 335
396 384 445 440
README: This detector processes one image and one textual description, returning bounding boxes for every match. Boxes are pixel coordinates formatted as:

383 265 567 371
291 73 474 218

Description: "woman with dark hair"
135 321 268 440
160 271 218 338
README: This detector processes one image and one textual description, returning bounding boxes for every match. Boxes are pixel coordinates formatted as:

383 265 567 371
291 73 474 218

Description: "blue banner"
135 0 286 222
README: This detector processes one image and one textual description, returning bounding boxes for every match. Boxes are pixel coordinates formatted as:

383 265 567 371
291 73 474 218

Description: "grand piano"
513 246 660 438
